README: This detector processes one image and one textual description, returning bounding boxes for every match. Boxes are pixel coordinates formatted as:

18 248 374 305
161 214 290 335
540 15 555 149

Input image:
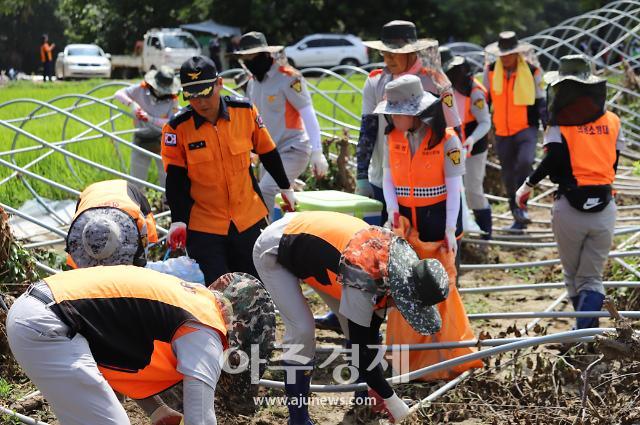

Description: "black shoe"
511 207 532 225
314 311 343 334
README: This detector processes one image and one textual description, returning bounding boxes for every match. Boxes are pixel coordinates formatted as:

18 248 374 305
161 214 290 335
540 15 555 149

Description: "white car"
56 44 111 79
284 34 369 68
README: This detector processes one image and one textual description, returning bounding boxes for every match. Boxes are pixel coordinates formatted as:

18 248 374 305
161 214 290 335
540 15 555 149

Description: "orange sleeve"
160 123 187 170
251 105 277 155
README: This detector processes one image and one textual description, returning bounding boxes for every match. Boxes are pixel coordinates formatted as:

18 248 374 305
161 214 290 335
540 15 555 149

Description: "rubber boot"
509 196 531 225
575 290 605 329
473 208 493 240
284 363 315 425
314 311 343 334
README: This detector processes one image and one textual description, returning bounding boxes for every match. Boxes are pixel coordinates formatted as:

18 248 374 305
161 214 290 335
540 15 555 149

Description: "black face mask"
445 64 473 96
244 53 273 82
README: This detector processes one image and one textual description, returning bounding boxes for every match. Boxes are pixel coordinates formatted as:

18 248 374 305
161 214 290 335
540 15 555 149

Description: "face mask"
445 64 472 96
244 53 273 82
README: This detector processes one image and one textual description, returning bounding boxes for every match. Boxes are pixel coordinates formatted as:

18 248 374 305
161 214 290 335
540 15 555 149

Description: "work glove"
310 150 329 178
135 106 150 122
384 210 400 230
150 404 183 425
462 135 475 157
443 226 457 255
355 179 374 198
167 222 187 250
280 188 297 212
515 180 534 209
368 389 410 423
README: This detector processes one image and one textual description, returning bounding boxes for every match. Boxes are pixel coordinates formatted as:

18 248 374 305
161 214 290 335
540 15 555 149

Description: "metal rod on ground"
468 311 640 320
0 405 49 425
459 281 640 294
258 328 608 392
23 239 66 249
35 261 60 275
1 204 68 238
461 249 640 270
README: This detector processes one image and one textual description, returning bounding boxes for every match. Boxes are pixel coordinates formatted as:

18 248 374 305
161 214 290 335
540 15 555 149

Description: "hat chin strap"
82 217 122 260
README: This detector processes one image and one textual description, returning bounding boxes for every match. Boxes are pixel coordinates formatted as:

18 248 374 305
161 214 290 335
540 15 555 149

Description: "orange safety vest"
66 180 158 268
560 111 620 187
388 127 456 226
488 62 539 137
40 43 53 62
45 265 228 399
278 211 369 300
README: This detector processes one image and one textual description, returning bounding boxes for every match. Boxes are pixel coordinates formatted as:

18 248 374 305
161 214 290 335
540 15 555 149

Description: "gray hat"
234 31 283 55
338 227 448 335
439 46 466 72
485 31 533 57
387 239 449 335
67 208 140 268
544 54 605 86
373 74 439 116
363 20 438 54
144 65 181 97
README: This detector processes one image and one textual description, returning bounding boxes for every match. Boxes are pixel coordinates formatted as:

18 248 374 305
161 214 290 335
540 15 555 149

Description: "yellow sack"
386 216 483 381
491 55 535 106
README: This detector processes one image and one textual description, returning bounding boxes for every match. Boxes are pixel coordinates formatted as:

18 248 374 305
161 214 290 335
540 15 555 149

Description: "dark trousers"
187 218 267 284
42 61 53 81
371 183 388 225
494 126 538 200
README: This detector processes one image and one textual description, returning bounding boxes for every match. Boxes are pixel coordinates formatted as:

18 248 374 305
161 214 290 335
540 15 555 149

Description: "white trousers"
463 150 490 210
252 214 348 363
7 289 130 425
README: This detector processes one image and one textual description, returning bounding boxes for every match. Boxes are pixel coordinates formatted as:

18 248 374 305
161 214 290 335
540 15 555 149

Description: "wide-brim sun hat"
66 207 140 268
387 238 449 335
234 31 283 55
144 65 181 97
544 54 606 86
363 20 438 54
338 227 449 336
373 74 440 116
485 31 534 57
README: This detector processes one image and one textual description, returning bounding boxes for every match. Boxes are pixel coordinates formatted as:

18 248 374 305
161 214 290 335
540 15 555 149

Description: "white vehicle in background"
284 34 369 68
55 44 112 79
111 28 201 77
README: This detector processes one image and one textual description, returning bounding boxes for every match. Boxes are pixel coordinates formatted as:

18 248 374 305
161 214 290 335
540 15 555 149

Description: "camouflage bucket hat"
209 272 276 404
66 207 140 268
387 239 449 335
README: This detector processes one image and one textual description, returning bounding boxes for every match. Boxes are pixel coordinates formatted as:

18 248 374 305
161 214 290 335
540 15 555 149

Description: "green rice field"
0 74 366 207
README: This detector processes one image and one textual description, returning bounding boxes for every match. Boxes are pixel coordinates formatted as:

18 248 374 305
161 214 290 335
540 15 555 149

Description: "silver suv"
284 34 369 68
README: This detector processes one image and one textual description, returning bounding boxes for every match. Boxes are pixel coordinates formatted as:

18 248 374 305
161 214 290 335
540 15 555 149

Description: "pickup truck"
111 28 201 77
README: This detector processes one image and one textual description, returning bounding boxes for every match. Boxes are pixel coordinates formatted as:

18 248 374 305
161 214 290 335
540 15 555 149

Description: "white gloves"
167 222 187 250
280 188 297 212
462 135 475 152
444 226 457 255
515 180 534 209
150 404 183 425
369 390 410 423
355 179 374 198
310 150 329 178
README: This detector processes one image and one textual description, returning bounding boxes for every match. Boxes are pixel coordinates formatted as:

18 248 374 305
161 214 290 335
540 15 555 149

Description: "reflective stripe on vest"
388 128 454 208
560 111 620 187
45 265 228 399
488 68 532 137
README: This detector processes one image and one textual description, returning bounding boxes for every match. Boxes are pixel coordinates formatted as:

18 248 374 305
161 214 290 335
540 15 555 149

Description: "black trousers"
43 61 53 81
187 218 267 285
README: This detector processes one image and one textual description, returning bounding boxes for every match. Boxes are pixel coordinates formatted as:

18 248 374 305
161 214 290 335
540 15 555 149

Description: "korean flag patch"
164 133 177 146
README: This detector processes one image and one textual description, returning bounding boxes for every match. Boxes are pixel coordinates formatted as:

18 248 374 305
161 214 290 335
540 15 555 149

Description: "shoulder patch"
290 79 302 93
473 98 485 110
442 93 454 108
446 148 462 165
278 65 301 77
167 107 193 130
368 68 383 78
224 95 252 108
163 132 177 147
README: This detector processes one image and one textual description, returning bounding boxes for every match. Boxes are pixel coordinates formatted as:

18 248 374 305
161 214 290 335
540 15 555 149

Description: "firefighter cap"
180 55 219 100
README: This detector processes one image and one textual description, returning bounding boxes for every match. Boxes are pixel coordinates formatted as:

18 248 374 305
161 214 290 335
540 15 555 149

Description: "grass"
0 75 366 206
